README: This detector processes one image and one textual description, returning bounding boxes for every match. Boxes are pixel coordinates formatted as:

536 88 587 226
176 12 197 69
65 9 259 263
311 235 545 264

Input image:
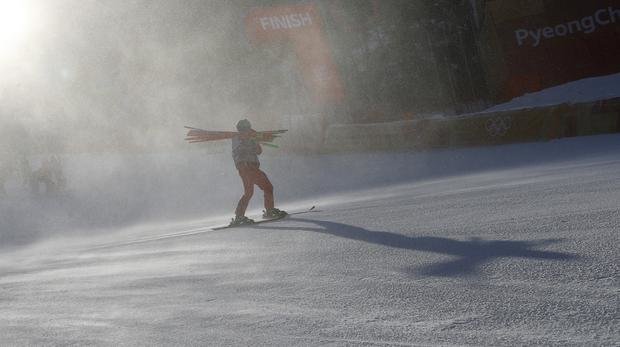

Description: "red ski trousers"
235 163 274 217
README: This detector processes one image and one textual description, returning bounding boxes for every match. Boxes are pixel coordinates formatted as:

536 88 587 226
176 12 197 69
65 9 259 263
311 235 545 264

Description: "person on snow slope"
230 119 287 226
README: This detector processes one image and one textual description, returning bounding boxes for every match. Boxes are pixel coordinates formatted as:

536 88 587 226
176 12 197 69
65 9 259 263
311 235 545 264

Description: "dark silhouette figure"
255 217 579 277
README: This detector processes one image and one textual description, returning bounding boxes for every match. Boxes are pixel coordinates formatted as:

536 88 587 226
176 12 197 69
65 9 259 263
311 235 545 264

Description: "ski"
184 126 287 144
86 206 318 250
211 206 317 231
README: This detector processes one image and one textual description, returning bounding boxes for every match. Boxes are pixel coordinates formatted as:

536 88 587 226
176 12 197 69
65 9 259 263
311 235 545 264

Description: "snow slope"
3 134 620 248
0 135 619 345
485 72 620 112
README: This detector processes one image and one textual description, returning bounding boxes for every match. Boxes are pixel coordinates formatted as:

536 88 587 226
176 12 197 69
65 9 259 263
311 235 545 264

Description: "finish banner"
245 4 345 104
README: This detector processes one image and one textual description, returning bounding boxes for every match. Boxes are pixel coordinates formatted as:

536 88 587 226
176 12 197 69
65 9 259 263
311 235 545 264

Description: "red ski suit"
232 134 274 217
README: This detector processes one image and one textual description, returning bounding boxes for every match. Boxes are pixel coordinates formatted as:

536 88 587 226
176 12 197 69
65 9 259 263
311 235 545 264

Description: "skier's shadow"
254 217 579 277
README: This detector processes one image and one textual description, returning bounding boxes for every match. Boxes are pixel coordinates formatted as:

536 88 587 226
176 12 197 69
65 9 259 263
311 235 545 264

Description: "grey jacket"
232 135 261 167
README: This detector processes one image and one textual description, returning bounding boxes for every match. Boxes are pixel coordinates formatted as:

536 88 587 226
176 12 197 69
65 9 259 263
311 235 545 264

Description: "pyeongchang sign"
490 0 620 100
515 6 620 47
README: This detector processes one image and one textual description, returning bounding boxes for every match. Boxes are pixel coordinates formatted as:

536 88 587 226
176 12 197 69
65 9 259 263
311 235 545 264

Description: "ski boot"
229 215 255 227
263 208 288 219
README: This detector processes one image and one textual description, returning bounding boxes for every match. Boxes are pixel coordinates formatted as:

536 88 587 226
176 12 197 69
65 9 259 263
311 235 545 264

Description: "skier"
230 119 286 226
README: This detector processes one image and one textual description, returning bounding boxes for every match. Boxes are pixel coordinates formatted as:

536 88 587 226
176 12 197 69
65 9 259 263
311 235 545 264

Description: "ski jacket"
232 134 262 168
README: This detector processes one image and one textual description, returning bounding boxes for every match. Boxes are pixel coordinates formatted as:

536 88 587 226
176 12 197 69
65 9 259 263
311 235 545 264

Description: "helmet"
236 119 252 131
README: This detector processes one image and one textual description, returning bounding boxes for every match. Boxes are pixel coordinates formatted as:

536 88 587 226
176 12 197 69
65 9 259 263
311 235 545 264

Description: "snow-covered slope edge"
1 134 619 248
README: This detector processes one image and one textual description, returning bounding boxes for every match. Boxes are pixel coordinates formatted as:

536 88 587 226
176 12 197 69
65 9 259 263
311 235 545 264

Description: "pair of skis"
212 206 317 230
87 206 318 251
184 126 287 148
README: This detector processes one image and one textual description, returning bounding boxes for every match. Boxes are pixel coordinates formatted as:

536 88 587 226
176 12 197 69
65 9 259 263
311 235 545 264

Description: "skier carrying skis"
230 119 286 226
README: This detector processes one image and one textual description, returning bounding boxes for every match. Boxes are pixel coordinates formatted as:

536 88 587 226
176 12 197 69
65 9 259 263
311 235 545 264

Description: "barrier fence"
321 98 620 152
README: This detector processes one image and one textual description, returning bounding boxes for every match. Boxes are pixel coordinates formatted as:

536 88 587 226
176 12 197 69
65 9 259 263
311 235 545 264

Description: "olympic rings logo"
485 116 512 137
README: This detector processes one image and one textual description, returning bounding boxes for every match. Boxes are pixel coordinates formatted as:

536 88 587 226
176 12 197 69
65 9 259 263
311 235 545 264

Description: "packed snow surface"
485 72 620 112
1 135 619 346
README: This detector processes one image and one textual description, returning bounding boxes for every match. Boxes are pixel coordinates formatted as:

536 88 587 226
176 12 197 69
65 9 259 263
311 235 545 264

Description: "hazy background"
1 1 280 245
0 0 386 245
0 0 495 155
1 1 618 246
0 1 267 153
